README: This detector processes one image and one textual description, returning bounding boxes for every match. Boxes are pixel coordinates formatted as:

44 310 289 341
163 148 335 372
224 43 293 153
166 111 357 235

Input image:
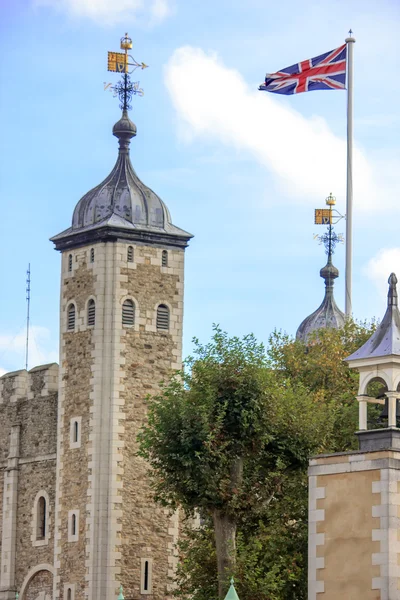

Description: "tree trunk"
213 509 237 600
213 456 243 599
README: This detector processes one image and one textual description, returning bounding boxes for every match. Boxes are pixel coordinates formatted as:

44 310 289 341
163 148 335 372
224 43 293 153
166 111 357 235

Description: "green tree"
138 327 333 598
169 320 377 599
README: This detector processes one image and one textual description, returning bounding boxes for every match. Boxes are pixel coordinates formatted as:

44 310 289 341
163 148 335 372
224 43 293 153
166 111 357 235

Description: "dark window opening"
87 299 96 327
37 496 46 540
73 421 79 444
90 248 95 263
156 304 169 331
162 250 168 267
122 299 135 326
68 254 73 272
127 246 134 262
144 560 149 591
71 513 77 536
67 304 76 331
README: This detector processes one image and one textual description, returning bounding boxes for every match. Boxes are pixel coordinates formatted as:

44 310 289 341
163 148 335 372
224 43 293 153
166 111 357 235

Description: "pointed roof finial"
388 273 398 307
223 578 240 600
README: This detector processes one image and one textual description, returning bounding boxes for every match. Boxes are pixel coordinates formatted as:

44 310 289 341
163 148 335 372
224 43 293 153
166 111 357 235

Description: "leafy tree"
167 320 377 599
138 327 333 598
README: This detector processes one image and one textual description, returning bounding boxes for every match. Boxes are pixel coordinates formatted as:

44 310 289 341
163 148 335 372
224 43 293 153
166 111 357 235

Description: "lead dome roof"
51 110 193 251
296 253 345 342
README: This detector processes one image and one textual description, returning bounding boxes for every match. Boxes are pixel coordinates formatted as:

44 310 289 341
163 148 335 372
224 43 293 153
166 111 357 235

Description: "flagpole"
345 33 355 317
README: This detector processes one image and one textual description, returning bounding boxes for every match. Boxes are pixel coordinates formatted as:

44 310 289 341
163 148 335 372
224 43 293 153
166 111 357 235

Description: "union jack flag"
259 44 347 95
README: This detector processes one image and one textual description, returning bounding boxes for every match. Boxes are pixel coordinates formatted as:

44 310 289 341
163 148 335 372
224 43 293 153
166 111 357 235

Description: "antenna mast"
25 264 31 371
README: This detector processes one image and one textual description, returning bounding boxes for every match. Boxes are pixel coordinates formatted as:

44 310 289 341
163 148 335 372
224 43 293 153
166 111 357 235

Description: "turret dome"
296 243 345 342
51 110 192 251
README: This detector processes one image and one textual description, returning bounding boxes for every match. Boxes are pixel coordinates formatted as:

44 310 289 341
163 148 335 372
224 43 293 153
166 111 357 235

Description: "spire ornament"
106 33 148 111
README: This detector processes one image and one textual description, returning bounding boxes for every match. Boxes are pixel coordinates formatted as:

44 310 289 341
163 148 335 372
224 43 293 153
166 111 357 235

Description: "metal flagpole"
345 32 355 317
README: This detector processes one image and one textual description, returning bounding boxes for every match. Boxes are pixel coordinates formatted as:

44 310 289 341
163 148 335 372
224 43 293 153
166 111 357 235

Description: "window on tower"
122 299 135 326
127 245 134 262
32 491 50 546
68 254 73 272
68 510 79 542
90 248 95 263
67 304 76 331
140 558 153 594
156 304 169 331
87 299 96 327
162 250 168 267
37 496 46 540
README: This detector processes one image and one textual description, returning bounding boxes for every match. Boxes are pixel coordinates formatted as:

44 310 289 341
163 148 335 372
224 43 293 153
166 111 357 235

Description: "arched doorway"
19 564 54 600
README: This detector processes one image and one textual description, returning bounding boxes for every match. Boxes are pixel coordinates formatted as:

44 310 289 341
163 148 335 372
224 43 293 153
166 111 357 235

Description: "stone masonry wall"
0 365 58 596
118 244 185 599
55 249 96 600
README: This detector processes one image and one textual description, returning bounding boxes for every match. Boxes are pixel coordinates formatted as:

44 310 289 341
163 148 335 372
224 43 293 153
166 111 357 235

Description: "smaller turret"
296 227 345 342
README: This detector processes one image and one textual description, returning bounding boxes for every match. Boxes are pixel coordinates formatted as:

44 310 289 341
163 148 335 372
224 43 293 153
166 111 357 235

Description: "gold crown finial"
120 33 132 50
326 192 336 206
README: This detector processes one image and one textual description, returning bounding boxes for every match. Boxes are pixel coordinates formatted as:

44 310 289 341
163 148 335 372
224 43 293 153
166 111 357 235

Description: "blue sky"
0 0 399 373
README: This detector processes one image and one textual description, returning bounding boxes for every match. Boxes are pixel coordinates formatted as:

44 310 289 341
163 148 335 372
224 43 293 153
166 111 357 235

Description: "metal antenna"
25 264 31 371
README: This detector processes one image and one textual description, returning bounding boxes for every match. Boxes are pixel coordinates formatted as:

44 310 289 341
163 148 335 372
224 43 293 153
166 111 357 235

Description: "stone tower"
50 105 192 600
308 273 400 599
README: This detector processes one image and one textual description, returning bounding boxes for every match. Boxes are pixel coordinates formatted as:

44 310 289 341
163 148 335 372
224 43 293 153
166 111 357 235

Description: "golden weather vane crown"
105 33 148 112
313 193 345 256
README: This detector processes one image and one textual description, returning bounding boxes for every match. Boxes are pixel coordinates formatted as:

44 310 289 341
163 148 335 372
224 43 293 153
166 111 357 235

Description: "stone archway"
19 564 54 600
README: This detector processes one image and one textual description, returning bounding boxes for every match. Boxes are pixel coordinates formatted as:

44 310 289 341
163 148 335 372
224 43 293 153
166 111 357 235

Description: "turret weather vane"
104 33 148 111
313 193 344 255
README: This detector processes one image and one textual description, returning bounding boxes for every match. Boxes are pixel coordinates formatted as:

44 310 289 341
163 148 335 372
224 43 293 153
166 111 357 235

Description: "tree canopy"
138 321 376 599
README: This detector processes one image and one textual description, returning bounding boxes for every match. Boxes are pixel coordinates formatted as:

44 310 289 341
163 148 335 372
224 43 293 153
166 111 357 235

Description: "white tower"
50 100 192 599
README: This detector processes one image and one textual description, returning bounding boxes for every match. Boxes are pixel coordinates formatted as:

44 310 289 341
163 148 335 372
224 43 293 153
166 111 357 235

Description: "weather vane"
104 33 148 111
313 193 344 255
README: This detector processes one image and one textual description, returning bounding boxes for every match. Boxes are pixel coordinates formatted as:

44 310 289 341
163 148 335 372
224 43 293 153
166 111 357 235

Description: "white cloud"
164 47 398 211
0 326 58 374
34 0 172 26
364 248 400 299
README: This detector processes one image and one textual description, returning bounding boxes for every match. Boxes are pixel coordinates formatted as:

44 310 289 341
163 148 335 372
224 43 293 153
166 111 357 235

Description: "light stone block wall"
55 241 185 600
308 450 400 600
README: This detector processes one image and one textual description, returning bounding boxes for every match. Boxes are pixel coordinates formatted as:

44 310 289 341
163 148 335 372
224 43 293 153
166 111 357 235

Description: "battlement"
0 363 59 404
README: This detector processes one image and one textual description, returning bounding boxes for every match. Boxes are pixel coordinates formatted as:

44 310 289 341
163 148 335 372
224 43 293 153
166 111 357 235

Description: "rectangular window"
140 557 153 594
69 417 82 449
68 510 79 542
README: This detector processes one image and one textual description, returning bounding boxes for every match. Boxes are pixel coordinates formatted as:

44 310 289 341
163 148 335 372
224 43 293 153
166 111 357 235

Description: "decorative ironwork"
314 225 344 256
112 76 144 111
106 33 148 112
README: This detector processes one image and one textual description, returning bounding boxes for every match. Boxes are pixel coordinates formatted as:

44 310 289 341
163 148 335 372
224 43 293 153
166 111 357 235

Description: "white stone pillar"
357 397 368 430
387 392 397 428
0 425 20 600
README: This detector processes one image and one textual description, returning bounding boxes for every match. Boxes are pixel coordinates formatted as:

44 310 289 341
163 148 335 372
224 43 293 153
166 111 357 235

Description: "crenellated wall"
0 363 58 600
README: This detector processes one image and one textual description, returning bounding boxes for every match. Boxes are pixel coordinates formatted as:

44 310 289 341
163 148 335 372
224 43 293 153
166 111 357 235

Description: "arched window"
87 299 96 327
122 299 135 326
90 248 95 263
67 304 76 331
156 304 169 331
68 254 73 272
37 496 46 540
68 510 79 542
73 421 79 443
144 560 149 591
33 491 50 546
127 246 134 262
140 557 153 594
162 250 168 267
71 513 77 536
67 589 72 600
